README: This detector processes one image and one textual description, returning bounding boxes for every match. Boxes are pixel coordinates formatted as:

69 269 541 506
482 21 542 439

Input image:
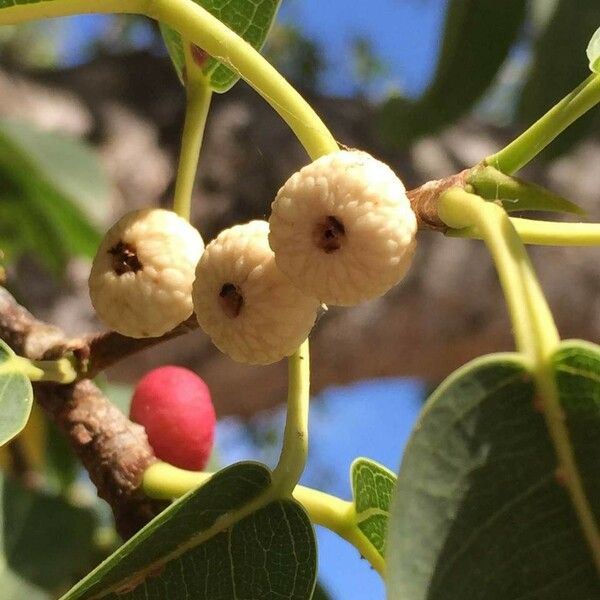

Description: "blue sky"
216 378 425 599
278 0 446 97
59 0 447 98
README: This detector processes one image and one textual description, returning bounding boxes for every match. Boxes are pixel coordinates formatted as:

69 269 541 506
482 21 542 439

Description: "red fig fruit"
130 366 216 471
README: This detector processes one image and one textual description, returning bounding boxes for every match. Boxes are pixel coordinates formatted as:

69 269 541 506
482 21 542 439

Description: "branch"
0 286 162 539
35 380 162 539
85 316 198 378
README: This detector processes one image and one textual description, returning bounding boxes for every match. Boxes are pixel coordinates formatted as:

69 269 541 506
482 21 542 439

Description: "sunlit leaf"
386 346 600 599
351 457 395 560
160 0 283 92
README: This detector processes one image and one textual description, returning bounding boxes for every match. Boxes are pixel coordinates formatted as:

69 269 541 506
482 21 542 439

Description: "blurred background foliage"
0 1 599 598
2 0 600 279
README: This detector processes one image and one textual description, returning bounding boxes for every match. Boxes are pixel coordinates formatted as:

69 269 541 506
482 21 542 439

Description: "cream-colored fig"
269 150 417 306
192 220 319 365
89 208 204 338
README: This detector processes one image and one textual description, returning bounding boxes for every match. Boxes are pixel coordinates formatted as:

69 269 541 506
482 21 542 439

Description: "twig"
85 316 198 378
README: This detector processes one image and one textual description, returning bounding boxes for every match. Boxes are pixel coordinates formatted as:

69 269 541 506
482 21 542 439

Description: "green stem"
438 189 548 361
486 74 600 174
142 462 385 576
5 355 78 383
172 78 212 220
439 189 600 572
0 0 338 161
450 217 600 246
272 340 310 496
292 486 385 577
142 462 211 498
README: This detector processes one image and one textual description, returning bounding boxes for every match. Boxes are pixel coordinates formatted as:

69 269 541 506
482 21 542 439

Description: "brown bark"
35 381 161 539
0 286 161 539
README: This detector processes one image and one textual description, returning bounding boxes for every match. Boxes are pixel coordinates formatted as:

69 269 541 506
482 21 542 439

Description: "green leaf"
99 380 133 416
160 0 283 92
0 120 107 273
519 1 600 160
468 166 585 215
552 341 600 526
350 457 395 559
0 189 68 274
0 120 108 222
62 462 317 600
159 22 186 85
44 416 79 493
377 0 527 146
2 474 98 595
0 339 33 446
588 26 600 73
386 348 600 600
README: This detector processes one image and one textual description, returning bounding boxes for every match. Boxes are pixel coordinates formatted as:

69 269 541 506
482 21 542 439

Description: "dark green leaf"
377 0 527 146
0 339 33 446
160 0 283 92
31 183 101 259
552 341 600 527
2 475 98 594
387 348 600 599
519 1 600 160
63 462 317 600
351 457 395 559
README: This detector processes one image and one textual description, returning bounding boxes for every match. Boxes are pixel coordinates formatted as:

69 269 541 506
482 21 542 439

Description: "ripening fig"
89 209 204 338
192 220 320 365
268 150 417 306
129 366 216 471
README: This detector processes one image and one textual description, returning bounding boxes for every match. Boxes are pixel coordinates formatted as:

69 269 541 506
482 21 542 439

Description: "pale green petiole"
450 217 600 246
172 77 212 220
438 188 553 362
142 461 385 576
0 355 78 384
272 340 311 496
486 73 600 175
